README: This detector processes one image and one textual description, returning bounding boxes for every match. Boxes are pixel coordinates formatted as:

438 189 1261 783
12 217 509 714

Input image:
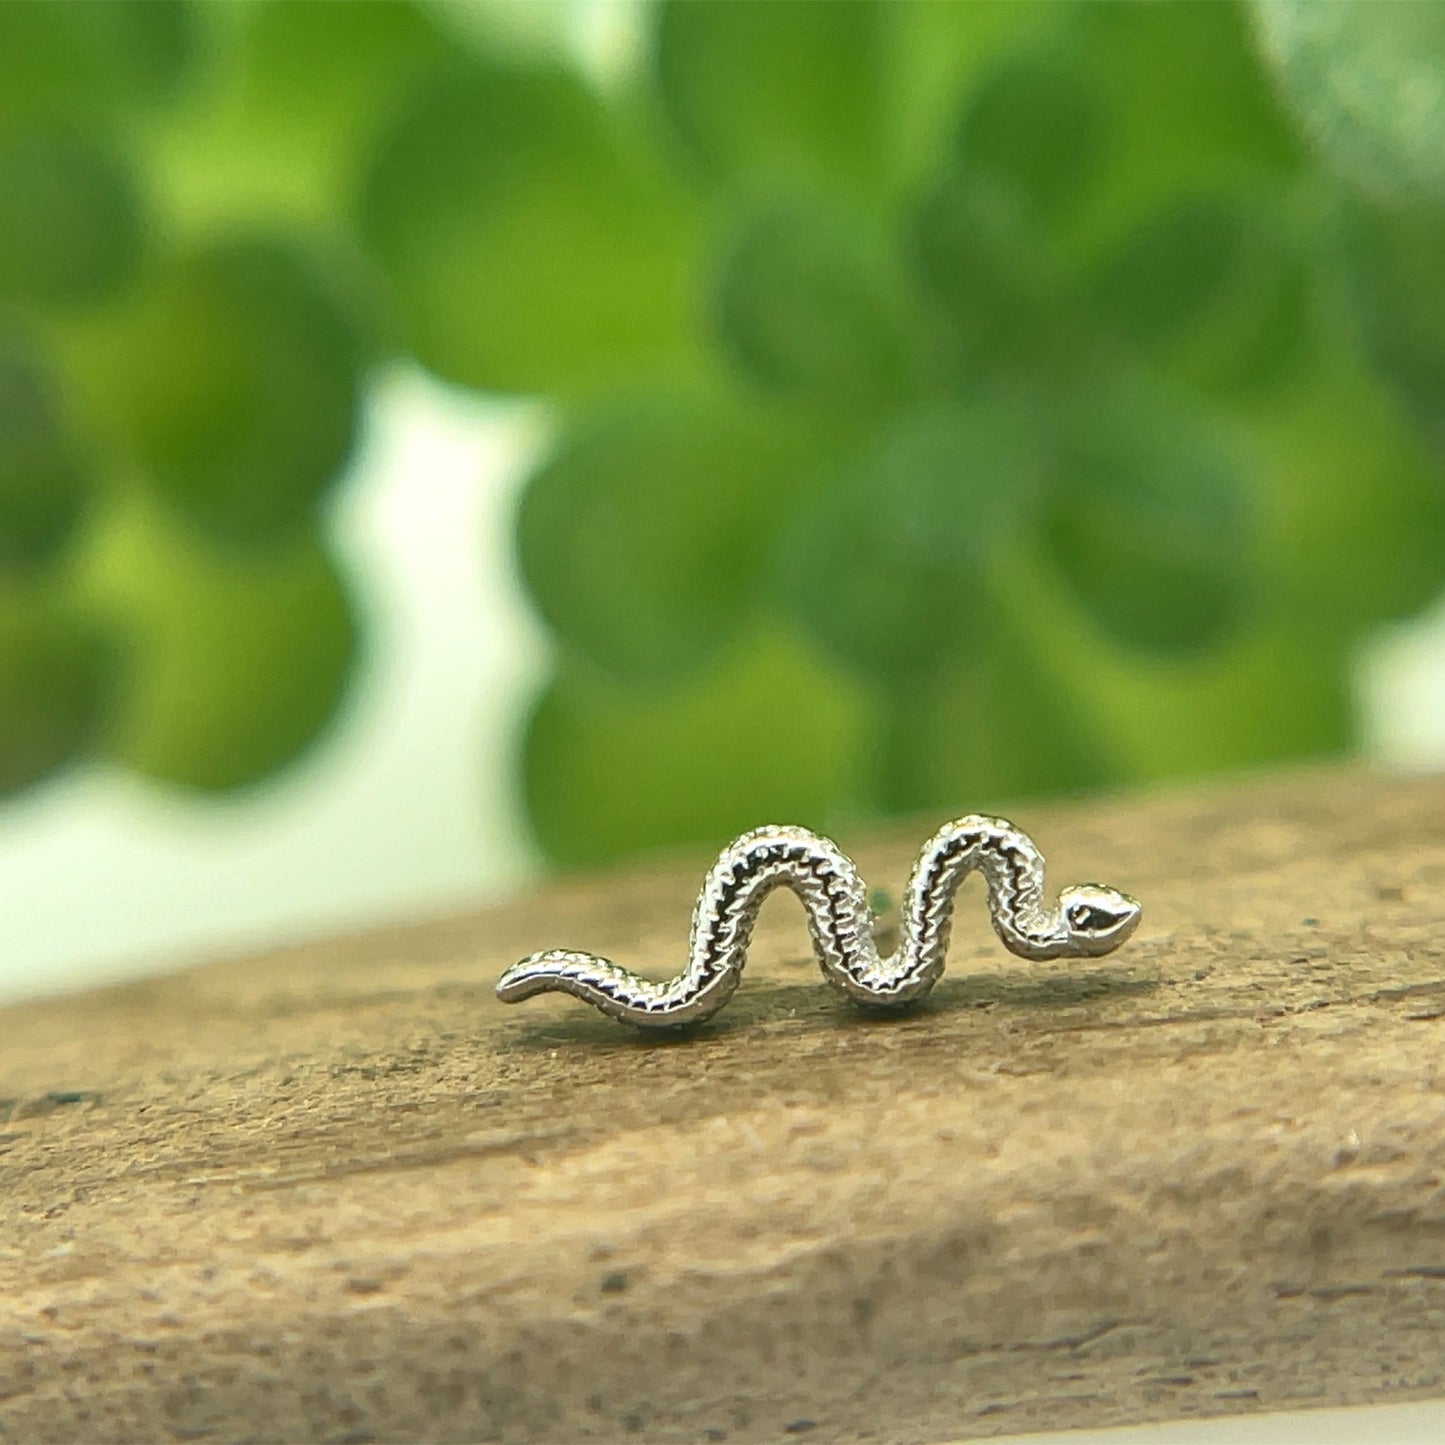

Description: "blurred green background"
4 0 1445 873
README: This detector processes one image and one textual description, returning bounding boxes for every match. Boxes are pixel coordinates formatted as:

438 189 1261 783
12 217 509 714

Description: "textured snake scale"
495 816 1142 1028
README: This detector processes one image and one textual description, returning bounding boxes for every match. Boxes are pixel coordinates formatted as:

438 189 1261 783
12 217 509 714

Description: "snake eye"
1069 902 1120 932
1062 886 1141 945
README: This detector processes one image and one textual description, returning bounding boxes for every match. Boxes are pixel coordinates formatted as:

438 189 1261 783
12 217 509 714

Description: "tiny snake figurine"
495 815 1142 1028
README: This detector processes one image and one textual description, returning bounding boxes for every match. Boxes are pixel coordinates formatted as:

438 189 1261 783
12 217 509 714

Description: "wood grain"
3 767 1445 1442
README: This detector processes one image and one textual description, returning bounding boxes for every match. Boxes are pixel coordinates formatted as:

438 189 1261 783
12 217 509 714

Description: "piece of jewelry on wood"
495 815 1142 1028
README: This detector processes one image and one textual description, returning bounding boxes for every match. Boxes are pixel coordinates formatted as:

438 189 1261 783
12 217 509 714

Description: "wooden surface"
4 768 1445 1442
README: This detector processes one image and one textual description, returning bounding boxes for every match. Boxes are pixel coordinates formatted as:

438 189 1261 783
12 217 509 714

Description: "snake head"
1059 884 1142 956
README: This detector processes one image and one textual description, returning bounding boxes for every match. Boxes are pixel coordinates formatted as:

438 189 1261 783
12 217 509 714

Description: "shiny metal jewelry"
495 815 1142 1028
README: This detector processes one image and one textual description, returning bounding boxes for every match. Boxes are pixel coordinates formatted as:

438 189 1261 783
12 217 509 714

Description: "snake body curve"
495 816 1142 1028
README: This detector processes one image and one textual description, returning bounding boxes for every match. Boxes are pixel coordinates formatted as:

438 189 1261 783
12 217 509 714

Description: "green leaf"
96 0 193 105
88 238 362 546
990 549 1353 785
779 402 1044 682
148 1 451 234
79 490 356 793
0 594 115 797
1254 0 1445 201
517 393 818 684
1091 200 1244 355
885 1 1066 191
908 173 1086 380
1333 194 1445 459
653 0 888 195
1250 341 1445 637
907 46 1114 381
954 55 1107 228
523 629 879 867
426 0 579 62
0 337 93 575
0 0 193 131
1098 625 1353 778
1059 1 1302 239
1088 194 1308 395
242 0 449 144
0 132 145 311
711 199 911 410
359 59 696 395
1042 382 1252 654
876 631 1124 815
909 7 1304 377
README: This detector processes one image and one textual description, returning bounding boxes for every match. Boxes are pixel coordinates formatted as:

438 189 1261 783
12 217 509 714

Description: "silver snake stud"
495 815 1142 1028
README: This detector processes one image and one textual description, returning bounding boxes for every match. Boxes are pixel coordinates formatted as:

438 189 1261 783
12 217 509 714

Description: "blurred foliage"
1255 0 1445 202
4 1 1445 870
